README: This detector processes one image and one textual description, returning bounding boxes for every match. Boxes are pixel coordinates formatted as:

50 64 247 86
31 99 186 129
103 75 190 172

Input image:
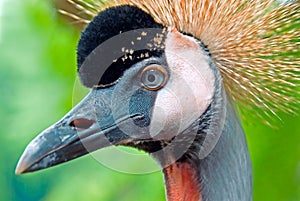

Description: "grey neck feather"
194 58 253 200
198 94 252 201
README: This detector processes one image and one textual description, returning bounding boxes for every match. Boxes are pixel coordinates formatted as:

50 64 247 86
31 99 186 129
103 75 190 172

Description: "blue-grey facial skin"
16 24 172 174
15 56 168 174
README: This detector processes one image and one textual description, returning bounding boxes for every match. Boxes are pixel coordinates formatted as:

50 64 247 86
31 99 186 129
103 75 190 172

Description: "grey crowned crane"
16 0 300 201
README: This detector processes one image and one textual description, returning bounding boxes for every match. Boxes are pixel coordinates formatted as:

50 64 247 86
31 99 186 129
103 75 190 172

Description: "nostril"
69 119 95 130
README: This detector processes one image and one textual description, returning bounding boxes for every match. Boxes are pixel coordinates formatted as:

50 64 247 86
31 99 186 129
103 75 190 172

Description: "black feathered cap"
77 5 165 87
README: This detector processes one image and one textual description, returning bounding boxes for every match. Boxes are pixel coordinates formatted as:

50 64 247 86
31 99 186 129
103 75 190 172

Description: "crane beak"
15 87 139 174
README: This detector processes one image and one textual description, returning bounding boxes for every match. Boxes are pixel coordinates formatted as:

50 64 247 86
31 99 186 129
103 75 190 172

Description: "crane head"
16 5 221 174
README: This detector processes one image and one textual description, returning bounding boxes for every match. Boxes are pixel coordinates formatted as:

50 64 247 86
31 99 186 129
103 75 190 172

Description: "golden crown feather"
55 0 300 125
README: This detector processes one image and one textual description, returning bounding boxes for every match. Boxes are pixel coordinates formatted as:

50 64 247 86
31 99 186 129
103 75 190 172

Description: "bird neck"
196 98 252 201
162 94 252 201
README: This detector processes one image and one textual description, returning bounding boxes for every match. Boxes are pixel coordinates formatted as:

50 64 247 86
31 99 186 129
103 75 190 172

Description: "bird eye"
141 64 168 91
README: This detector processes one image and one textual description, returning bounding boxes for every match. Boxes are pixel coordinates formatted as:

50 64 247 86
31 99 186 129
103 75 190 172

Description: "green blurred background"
0 0 299 200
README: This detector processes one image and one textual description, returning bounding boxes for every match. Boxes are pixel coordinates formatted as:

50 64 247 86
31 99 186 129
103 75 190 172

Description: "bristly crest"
56 0 300 124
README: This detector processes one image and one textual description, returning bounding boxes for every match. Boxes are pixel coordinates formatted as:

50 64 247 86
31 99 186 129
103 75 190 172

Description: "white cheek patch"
150 28 215 140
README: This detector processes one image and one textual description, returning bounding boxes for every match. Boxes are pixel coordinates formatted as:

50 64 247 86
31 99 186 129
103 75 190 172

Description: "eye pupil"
141 64 168 91
148 74 156 83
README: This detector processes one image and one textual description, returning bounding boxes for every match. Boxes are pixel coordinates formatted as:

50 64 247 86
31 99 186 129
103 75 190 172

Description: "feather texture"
55 0 300 124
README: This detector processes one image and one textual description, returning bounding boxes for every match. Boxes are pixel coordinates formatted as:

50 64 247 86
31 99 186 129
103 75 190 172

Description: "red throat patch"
163 162 201 201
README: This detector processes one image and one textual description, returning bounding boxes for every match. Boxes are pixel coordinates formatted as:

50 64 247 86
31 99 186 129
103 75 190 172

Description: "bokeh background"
0 0 299 201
